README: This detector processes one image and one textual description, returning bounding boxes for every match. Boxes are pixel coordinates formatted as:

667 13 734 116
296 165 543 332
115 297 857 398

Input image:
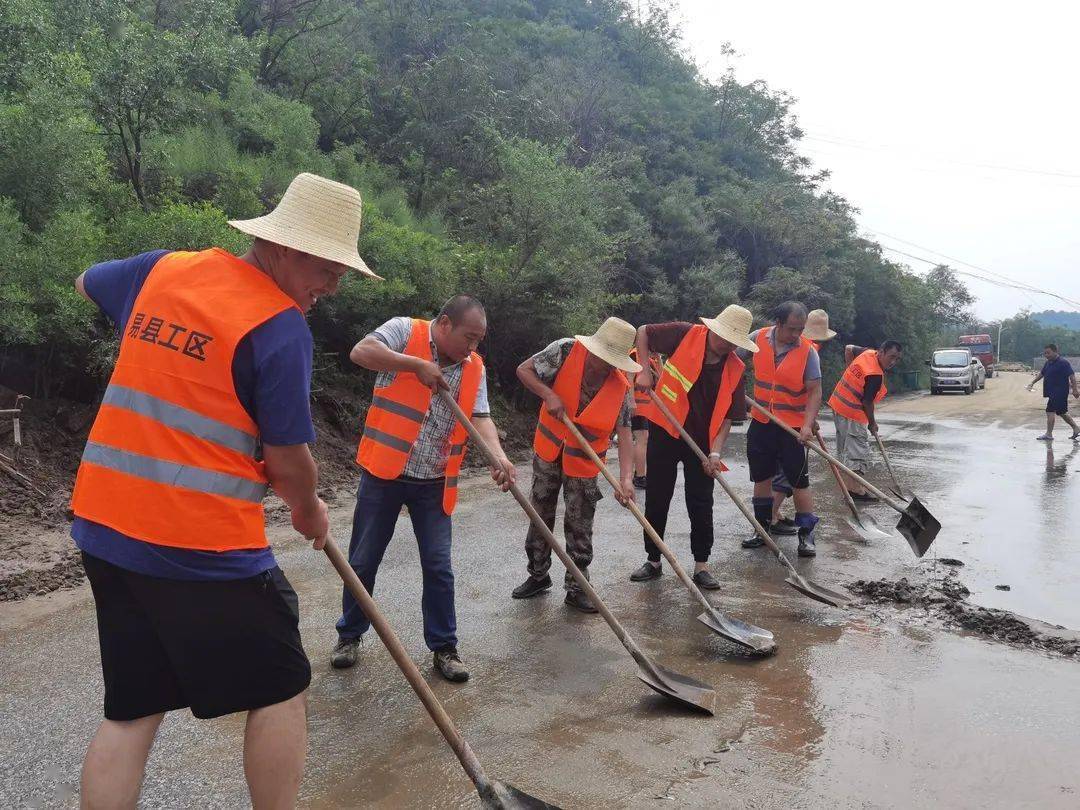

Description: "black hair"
881 340 903 353
438 294 486 325
773 301 808 325
1045 343 1058 352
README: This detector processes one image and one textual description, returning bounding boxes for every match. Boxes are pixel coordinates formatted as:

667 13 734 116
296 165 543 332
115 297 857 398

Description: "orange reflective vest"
356 319 482 514
71 249 300 551
629 349 662 416
638 325 745 444
751 328 813 428
534 340 629 478
828 350 887 424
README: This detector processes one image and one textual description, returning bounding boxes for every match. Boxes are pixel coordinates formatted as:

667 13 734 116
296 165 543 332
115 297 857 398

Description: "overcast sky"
672 0 1080 320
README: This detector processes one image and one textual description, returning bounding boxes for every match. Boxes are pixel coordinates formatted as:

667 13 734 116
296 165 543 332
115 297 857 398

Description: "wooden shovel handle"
874 434 904 493
322 539 491 793
558 415 714 613
816 432 861 520
743 396 906 513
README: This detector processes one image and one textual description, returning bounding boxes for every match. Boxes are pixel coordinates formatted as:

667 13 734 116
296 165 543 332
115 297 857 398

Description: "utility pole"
997 323 1006 362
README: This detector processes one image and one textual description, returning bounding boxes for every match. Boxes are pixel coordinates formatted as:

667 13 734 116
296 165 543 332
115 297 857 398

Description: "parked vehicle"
926 348 983 395
958 334 995 377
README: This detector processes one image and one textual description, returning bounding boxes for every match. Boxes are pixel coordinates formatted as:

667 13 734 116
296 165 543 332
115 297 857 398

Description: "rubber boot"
796 512 819 557
743 497 773 548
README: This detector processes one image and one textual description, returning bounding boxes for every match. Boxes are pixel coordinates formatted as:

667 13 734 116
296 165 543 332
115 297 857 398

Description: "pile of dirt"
0 549 83 602
849 571 1080 658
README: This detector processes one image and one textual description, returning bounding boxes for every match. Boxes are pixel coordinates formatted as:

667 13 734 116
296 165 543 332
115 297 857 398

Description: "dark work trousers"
643 421 715 563
335 471 455 651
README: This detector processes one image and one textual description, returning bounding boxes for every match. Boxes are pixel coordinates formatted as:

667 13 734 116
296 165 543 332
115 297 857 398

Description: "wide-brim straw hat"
700 304 758 353
229 172 382 280
575 317 642 373
803 308 837 342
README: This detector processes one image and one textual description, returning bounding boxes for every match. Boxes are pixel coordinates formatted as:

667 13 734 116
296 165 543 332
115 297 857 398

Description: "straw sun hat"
803 308 837 342
576 318 642 373
229 172 382 280
700 305 759 353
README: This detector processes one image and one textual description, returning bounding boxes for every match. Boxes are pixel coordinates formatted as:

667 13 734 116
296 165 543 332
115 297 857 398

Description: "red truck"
958 334 995 377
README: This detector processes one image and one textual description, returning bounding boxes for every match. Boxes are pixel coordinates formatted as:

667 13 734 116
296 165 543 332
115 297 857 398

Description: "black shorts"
746 420 810 489
631 415 649 432
82 552 311 721
1047 394 1068 415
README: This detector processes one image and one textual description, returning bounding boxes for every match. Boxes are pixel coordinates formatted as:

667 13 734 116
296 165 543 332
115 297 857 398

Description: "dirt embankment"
849 568 1080 658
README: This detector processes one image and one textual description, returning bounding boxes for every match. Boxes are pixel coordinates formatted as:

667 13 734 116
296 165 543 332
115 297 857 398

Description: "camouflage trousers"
525 454 603 594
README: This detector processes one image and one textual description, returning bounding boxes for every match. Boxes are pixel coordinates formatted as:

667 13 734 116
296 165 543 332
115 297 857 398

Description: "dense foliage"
2 0 986 404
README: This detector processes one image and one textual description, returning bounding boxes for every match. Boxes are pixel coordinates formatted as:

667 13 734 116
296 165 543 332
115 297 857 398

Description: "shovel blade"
896 495 941 557
844 514 893 542
783 573 853 608
485 781 563 810
696 610 777 654
636 661 716 715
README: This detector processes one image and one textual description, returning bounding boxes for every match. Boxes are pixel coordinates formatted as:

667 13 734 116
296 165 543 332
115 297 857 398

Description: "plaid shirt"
369 317 490 479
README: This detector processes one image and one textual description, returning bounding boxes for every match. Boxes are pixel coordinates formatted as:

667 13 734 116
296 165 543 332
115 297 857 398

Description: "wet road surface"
2 372 1078 808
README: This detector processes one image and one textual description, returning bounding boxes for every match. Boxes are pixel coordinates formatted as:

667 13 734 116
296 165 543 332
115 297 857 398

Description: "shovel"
746 396 941 557
874 433 906 498
648 390 851 609
441 390 715 715
559 414 776 655
816 432 891 542
323 539 558 809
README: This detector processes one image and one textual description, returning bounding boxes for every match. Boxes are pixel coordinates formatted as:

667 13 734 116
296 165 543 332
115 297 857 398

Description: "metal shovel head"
696 609 777 655
636 661 716 715
484 781 563 810
844 513 892 542
782 572 853 608
897 495 941 557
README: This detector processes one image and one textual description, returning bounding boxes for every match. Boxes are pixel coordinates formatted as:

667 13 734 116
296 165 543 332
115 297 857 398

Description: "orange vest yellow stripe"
70 249 299 551
533 340 629 478
637 325 745 444
356 319 482 513
751 328 812 428
629 349 662 415
828 350 887 424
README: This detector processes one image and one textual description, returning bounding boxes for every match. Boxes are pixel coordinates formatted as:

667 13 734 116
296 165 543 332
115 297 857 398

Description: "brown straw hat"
575 318 643 373
699 305 758 353
803 309 837 342
229 172 382 279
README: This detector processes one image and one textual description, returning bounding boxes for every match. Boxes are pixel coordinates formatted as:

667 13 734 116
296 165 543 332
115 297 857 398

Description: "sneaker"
433 646 470 682
851 491 879 503
632 475 648 490
742 533 766 549
1036 434 1053 441
692 570 721 590
331 638 360 669
564 590 599 613
797 528 817 558
511 574 552 599
771 517 798 536
630 561 662 581
1070 431 1080 441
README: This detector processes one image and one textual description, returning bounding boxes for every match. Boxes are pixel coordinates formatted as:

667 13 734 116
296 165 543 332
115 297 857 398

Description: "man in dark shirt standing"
1028 344 1080 441
629 305 757 590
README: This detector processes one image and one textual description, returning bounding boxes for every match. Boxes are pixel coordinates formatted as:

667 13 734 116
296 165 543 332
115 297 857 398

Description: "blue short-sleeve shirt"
72 250 316 580
1042 356 1074 399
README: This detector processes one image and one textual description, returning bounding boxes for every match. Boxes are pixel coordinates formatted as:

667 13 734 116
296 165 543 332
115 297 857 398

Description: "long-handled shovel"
323 539 557 809
746 396 941 557
558 414 776 655
816 432 891 542
440 390 715 715
874 433 906 498
648 390 851 609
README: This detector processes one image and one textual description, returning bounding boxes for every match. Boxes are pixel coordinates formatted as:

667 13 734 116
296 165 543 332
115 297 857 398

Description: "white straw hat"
575 317 642 373
700 305 759 353
803 309 837 342
229 172 382 280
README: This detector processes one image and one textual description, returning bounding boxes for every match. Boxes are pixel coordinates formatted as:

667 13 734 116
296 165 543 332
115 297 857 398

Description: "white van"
927 348 985 395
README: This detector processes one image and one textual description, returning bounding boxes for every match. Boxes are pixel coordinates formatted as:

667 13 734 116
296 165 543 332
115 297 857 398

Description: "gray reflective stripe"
832 391 863 412
577 426 601 442
754 380 806 397
371 395 426 424
445 476 458 488
839 379 864 400
103 384 257 456
770 403 805 413
362 427 413 454
82 441 267 503
537 421 561 446
449 444 465 457
566 446 605 460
